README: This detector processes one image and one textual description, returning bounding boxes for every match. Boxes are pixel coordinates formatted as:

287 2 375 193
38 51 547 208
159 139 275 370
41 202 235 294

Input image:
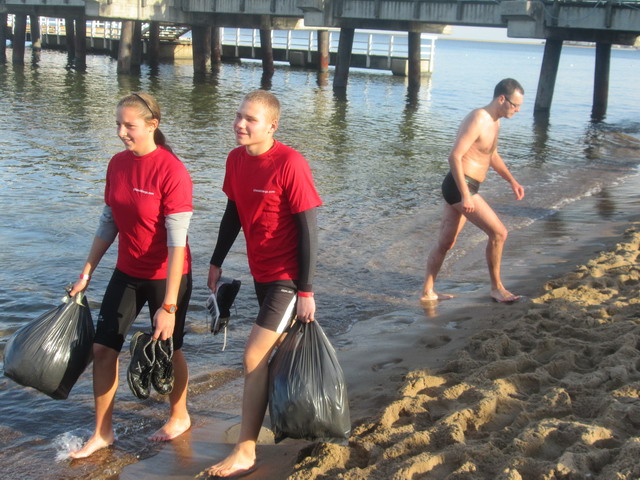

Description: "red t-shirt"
223 141 322 283
105 146 192 279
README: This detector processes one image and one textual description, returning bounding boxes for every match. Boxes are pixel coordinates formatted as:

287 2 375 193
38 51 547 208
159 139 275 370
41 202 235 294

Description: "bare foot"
69 432 114 459
204 448 257 478
420 290 454 303
490 288 521 303
148 415 191 442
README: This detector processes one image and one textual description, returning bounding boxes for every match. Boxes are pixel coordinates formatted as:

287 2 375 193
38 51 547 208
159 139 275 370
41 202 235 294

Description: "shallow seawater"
0 40 639 479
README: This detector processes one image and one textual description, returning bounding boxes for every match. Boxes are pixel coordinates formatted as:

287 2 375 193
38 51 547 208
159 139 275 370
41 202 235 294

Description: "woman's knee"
93 343 119 364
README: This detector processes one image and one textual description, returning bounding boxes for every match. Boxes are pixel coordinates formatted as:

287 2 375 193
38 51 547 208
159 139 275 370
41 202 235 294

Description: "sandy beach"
114 219 640 480
288 225 640 480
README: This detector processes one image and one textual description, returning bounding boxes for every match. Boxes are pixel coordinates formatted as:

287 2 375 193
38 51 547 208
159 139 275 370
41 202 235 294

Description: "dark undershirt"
210 200 318 293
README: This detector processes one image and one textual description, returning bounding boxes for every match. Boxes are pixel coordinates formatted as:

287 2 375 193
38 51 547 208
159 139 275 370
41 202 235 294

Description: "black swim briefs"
441 171 480 205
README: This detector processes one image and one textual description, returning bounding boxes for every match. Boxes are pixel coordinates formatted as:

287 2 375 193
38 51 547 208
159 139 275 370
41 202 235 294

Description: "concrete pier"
132 21 142 68
12 14 26 64
1 14 7 63
259 28 274 77
117 20 135 74
192 25 211 73
407 31 421 90
334 27 355 90
64 17 75 65
211 27 222 66
592 42 611 120
534 39 563 117
30 15 41 51
1 0 635 117
318 29 329 72
74 14 87 69
148 21 160 65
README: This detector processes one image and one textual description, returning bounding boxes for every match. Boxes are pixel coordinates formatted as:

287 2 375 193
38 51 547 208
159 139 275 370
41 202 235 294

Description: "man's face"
501 90 524 118
233 100 278 152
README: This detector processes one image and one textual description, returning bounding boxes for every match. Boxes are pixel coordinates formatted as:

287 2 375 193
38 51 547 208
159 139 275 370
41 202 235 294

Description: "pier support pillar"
333 27 354 90
193 25 212 73
592 42 611 121
317 29 329 73
260 29 275 77
64 17 76 65
74 14 86 70
117 20 136 74
211 27 222 66
148 21 160 65
30 15 41 51
1 13 7 64
12 14 27 64
132 21 143 68
534 39 562 118
407 31 421 90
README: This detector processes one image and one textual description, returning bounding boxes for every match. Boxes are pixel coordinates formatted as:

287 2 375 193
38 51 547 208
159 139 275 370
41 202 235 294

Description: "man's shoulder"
273 140 303 158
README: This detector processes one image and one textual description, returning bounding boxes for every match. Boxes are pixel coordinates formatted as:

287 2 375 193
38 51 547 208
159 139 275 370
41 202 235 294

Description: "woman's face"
116 106 158 156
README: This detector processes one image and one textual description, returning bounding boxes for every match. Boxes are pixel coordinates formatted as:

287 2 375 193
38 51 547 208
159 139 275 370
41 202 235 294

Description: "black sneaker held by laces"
151 337 174 395
127 331 156 400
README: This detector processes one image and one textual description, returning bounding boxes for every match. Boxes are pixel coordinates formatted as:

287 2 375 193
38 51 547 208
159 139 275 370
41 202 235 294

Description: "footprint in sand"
420 335 452 349
371 358 403 371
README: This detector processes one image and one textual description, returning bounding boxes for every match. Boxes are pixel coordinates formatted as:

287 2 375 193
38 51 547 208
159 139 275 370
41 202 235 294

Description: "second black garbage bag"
268 320 351 444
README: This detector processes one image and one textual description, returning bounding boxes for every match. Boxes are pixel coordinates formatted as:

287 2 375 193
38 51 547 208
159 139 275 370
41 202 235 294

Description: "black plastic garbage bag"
3 292 95 400
268 320 351 444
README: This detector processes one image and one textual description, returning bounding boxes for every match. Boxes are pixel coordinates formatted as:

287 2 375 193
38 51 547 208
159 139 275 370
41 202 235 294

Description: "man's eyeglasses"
504 96 521 109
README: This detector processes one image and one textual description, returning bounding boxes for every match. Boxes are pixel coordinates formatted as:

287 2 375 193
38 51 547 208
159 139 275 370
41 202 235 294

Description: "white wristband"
80 274 91 281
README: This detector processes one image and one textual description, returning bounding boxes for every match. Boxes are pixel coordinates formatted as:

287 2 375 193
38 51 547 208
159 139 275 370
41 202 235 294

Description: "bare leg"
149 348 191 441
458 195 520 302
206 325 282 478
421 203 466 302
69 344 118 459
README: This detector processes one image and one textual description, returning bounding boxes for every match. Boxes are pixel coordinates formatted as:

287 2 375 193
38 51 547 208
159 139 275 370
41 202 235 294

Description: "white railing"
220 28 436 71
7 17 436 72
38 18 122 40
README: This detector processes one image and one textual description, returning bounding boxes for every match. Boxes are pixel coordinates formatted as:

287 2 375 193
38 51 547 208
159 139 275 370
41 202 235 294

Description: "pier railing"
221 27 436 72
7 16 436 73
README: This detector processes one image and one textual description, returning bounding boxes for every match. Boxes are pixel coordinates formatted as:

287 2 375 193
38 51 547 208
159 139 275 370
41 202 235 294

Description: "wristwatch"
162 303 178 314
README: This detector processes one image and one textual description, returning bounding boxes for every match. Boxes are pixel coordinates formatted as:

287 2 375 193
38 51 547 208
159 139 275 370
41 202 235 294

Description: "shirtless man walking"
422 78 525 304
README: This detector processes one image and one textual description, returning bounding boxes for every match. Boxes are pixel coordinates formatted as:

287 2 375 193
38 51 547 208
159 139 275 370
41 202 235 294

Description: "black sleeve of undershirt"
210 199 241 267
294 208 318 293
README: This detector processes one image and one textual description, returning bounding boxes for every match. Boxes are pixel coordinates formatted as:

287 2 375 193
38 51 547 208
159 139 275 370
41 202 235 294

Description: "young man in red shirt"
206 90 322 478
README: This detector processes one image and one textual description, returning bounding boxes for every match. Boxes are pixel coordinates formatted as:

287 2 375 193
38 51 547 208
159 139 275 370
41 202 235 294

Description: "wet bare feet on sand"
148 416 191 442
68 432 114 459
490 288 521 303
420 290 455 303
203 447 257 479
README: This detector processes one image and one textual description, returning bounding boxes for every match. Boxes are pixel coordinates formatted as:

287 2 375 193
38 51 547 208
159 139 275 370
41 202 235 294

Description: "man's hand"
296 296 316 323
461 195 475 213
512 181 525 200
208 264 222 292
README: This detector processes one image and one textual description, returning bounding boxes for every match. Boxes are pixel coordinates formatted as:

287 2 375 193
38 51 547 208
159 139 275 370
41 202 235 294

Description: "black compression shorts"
94 268 192 352
441 170 480 205
253 280 297 334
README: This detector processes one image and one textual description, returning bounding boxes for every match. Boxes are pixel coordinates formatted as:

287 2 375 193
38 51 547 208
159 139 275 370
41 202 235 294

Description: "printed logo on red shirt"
133 188 155 195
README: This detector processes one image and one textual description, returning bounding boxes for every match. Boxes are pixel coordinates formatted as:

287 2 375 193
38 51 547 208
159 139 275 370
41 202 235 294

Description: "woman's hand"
153 308 175 341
